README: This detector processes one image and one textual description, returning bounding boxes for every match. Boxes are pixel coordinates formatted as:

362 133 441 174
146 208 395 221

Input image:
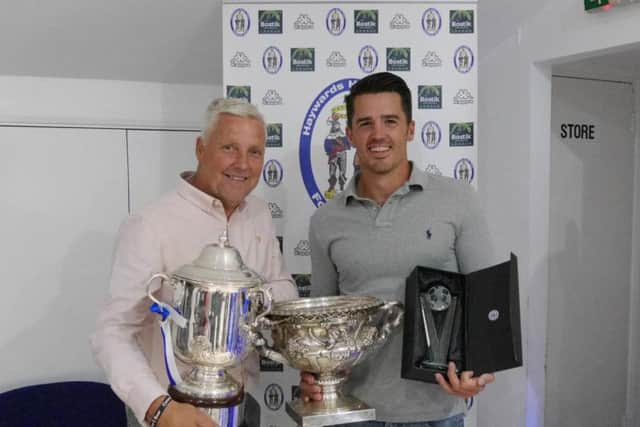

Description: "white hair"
201 98 265 142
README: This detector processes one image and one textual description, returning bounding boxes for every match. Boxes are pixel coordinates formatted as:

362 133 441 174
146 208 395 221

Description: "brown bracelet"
149 395 172 427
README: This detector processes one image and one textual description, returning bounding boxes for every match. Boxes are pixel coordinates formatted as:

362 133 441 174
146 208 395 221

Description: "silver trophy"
147 233 272 427
248 295 403 427
419 280 457 371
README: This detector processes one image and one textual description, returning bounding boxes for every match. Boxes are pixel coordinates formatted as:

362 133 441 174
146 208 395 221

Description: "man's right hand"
299 371 322 402
146 396 218 427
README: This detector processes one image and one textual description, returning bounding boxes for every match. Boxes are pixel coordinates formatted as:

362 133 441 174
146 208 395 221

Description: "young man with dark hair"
302 72 496 426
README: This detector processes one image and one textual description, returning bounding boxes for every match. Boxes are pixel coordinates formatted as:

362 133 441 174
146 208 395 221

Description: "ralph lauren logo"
426 228 432 240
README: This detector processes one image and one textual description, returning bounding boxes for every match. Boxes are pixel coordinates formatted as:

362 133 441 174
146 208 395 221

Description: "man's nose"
234 151 249 168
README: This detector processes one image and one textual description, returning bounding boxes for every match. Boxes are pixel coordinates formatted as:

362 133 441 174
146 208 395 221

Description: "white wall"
0 77 220 393
478 2 640 427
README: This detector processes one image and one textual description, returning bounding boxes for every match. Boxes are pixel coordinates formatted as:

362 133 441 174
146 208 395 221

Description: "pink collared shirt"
91 172 297 425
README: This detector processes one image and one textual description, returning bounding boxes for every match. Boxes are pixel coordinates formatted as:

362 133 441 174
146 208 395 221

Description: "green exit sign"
585 0 609 10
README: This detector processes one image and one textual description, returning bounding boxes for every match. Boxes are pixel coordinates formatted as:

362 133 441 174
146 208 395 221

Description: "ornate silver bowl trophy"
249 295 403 427
147 233 272 427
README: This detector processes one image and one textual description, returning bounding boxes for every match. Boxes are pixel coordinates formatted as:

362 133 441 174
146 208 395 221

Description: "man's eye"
250 150 264 157
222 145 234 151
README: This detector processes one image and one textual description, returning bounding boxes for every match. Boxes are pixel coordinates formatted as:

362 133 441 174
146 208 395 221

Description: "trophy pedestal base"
286 396 375 427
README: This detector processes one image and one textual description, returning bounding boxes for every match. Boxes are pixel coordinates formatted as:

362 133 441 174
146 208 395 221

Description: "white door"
546 76 634 427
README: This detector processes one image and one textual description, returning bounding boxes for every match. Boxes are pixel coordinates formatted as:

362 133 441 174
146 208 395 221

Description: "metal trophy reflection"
419 280 457 371
147 233 272 427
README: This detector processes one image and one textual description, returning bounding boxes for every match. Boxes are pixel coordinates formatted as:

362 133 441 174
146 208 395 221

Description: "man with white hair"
92 98 297 427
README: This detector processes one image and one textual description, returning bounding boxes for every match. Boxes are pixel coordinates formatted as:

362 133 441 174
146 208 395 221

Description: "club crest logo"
418 85 442 109
422 51 442 68
294 240 311 256
425 164 443 176
264 383 284 410
230 51 250 68
450 10 474 34
327 51 347 68
453 89 474 105
326 8 346 35
421 121 442 149
421 8 442 36
230 9 250 36
454 46 474 73
262 46 283 74
454 158 475 183
291 48 315 72
354 10 378 33
358 45 379 74
293 274 311 298
386 48 411 72
449 122 474 147
266 123 283 148
226 85 250 103
263 159 283 187
267 201 283 218
390 13 411 30
294 13 314 30
262 89 283 106
259 10 283 34
299 78 359 207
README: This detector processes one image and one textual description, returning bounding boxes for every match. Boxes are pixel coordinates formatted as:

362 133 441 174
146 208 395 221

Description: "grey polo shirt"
309 165 496 422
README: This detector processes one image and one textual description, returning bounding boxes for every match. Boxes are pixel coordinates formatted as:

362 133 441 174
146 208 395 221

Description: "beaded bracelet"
149 395 172 427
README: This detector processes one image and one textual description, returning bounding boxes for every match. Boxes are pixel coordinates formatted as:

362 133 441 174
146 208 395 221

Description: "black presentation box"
402 253 522 383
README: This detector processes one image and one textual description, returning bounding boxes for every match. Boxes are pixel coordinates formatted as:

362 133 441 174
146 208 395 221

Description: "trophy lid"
172 232 263 288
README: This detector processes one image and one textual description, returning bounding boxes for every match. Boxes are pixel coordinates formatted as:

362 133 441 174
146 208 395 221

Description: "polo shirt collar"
343 162 426 205
176 171 247 214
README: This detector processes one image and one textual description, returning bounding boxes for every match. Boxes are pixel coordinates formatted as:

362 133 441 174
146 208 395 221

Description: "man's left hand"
434 362 494 399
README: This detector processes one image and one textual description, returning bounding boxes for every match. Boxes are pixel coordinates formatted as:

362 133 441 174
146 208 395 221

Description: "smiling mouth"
369 145 391 153
225 173 248 182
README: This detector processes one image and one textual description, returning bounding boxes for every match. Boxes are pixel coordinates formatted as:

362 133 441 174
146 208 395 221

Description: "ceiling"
1 0 638 86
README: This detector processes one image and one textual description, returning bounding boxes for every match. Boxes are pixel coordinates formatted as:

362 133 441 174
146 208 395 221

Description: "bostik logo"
422 51 442 68
454 158 475 183
421 8 442 36
358 45 379 74
262 89 283 106
230 9 250 36
299 78 359 207
326 8 346 35
390 13 411 30
226 86 250 103
262 46 283 74
421 121 442 149
259 10 283 34
294 13 314 30
450 10 474 34
449 123 474 147
293 274 311 298
327 51 347 68
230 51 251 68
386 48 411 72
453 89 474 105
291 48 315 72
354 10 378 33
263 159 283 187
454 46 475 73
418 85 442 109
266 123 283 148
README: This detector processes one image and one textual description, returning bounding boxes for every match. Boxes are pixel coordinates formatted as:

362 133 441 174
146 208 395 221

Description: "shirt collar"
343 162 426 206
176 171 247 214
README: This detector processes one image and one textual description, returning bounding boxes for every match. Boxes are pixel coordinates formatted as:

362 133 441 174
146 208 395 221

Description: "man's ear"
407 120 416 141
195 136 205 161
346 126 353 141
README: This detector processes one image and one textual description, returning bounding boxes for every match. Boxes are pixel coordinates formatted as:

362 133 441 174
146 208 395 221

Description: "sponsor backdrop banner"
223 2 477 426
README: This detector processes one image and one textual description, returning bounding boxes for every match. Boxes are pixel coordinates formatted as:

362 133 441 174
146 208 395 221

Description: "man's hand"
434 362 495 399
299 371 322 402
146 396 218 427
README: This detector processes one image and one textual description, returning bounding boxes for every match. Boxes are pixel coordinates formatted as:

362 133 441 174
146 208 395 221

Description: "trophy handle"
376 301 404 344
